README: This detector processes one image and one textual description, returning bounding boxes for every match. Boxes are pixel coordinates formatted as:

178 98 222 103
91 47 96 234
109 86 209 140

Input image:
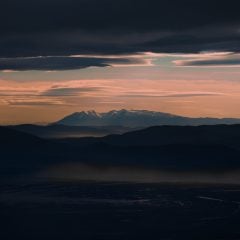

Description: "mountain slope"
0 127 61 174
0 126 44 147
104 124 240 148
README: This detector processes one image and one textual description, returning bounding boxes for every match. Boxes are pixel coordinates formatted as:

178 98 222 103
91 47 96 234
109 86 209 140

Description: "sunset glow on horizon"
1 0 240 124
1 53 240 124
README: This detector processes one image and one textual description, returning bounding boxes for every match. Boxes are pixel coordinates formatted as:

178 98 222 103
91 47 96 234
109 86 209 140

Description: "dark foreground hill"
0 126 43 147
0 127 61 175
1 125 240 179
2 125 240 240
81 124 240 147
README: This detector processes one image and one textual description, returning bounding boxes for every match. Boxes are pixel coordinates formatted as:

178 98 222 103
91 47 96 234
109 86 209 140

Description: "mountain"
56 109 240 127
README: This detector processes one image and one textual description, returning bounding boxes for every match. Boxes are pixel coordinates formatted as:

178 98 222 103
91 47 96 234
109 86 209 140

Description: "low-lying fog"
39 163 240 185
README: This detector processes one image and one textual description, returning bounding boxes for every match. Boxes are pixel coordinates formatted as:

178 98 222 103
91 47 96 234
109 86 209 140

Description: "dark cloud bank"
1 0 240 69
177 55 240 66
0 56 145 71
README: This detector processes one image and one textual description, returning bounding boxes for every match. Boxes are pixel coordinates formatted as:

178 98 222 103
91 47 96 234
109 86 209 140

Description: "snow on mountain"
55 109 240 127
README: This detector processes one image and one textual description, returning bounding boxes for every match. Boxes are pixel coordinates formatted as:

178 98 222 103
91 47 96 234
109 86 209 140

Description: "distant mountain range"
56 109 240 127
8 110 240 139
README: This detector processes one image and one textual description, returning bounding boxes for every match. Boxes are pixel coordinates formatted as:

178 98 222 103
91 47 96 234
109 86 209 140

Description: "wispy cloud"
3 97 68 106
174 52 240 67
41 86 102 96
120 91 223 98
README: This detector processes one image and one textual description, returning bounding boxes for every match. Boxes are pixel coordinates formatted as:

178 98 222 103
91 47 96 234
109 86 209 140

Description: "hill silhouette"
61 124 240 148
1 125 240 177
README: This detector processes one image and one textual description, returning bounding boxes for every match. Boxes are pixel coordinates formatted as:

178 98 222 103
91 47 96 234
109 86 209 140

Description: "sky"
1 0 240 124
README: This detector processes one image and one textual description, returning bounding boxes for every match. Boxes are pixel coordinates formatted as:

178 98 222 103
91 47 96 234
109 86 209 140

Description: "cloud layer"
1 0 240 60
